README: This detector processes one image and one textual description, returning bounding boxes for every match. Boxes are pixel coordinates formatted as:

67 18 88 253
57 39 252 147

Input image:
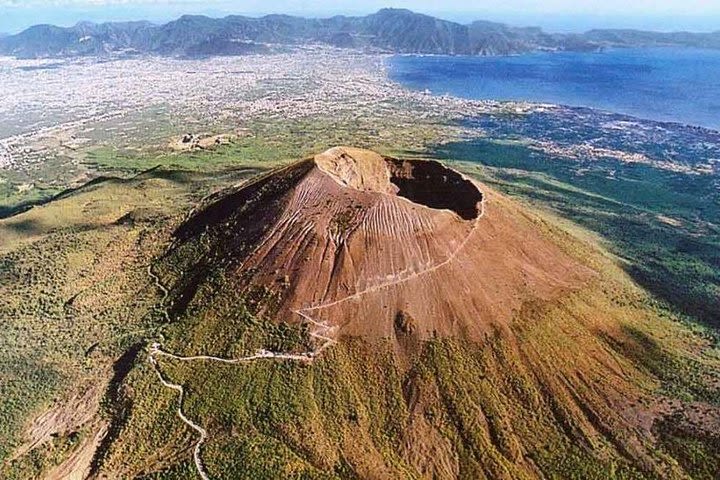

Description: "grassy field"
0 164 270 476
1 115 454 221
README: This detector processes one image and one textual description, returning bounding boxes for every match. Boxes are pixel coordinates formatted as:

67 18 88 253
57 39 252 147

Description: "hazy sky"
2 0 720 34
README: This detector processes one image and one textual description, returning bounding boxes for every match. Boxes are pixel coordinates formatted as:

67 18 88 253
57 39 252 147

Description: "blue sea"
388 48 720 130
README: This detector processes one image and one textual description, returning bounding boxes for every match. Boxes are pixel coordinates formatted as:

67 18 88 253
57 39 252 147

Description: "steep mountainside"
0 21 156 57
164 147 591 344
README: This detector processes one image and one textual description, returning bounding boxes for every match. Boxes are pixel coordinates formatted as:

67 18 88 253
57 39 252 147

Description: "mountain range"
2 8 719 59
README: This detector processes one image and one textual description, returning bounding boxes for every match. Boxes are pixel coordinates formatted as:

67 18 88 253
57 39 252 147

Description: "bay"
389 48 720 130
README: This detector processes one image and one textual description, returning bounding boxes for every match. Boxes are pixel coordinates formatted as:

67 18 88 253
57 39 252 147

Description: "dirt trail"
147 182 485 479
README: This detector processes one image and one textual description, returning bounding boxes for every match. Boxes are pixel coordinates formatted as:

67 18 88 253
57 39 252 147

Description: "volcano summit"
164 147 590 347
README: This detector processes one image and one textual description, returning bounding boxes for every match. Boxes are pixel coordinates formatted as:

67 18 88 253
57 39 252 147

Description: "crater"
315 147 482 220
385 158 482 221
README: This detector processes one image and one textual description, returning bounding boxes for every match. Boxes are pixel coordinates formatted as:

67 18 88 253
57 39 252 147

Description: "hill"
127 149 720 479
1 148 719 479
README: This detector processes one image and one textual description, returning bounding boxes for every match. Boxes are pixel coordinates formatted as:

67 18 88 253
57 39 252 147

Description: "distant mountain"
466 21 598 55
583 29 720 49
0 9 590 58
0 8 717 59
0 21 156 57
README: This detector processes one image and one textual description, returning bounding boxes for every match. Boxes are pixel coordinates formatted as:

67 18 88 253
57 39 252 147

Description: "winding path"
147 194 485 479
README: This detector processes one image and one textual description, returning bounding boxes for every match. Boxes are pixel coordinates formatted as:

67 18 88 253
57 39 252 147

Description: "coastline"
387 48 720 132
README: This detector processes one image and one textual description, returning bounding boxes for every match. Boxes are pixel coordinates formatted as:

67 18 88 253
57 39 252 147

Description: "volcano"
166 147 592 346
103 147 720 480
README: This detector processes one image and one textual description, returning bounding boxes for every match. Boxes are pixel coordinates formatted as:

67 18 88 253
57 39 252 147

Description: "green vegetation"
1 115 448 222
88 152 718 478
0 163 270 476
0 161 73 218
99 268 720 479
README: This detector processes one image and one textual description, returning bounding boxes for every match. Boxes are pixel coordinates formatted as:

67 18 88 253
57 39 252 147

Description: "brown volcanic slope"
166 146 592 345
